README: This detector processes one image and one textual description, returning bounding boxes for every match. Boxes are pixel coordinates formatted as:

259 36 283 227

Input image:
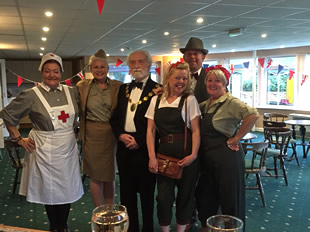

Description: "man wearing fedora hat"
180 37 209 103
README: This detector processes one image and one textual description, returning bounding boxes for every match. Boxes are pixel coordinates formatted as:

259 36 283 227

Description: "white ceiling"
1 0 310 59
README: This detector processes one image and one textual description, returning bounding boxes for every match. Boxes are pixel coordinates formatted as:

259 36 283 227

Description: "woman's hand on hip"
226 137 240 151
19 137 36 153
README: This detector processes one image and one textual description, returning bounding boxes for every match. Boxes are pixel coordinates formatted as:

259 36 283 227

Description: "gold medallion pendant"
130 103 136 112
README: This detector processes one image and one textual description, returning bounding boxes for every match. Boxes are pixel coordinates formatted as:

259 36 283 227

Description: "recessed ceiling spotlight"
261 33 267 38
39 53 43 56
196 17 204 23
142 39 147 44
212 44 216 48
280 45 285 48
120 48 125 52
41 37 47 41
42 26 49 32
106 54 110 56
40 47 45 51
164 32 169 36
231 49 235 52
45 11 53 17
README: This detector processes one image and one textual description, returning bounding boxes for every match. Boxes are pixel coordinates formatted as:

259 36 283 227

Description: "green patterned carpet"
1 132 310 232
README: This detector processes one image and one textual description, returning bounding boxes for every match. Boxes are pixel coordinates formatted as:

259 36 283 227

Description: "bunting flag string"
6 64 89 88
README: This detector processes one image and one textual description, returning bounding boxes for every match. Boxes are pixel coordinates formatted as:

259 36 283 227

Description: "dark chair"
242 140 269 207
5 138 24 194
263 127 292 186
263 113 299 166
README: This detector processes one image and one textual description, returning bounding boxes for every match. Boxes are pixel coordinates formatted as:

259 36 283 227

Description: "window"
108 65 159 83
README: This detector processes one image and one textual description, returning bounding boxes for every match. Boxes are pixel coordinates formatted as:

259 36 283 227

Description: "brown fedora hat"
179 37 208 55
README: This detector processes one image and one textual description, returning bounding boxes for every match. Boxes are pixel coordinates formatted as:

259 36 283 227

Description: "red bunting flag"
155 67 161 76
230 64 234 74
180 58 184 63
115 59 123 67
96 0 105 15
167 61 172 66
17 76 24 87
289 70 295 80
258 57 272 69
64 79 71 86
301 74 308 86
78 72 84 80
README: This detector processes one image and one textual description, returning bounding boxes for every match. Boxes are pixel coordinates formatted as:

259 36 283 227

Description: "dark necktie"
130 80 143 89
192 72 199 80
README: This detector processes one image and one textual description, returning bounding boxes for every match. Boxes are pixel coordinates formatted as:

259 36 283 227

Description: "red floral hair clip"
169 61 184 71
205 65 231 85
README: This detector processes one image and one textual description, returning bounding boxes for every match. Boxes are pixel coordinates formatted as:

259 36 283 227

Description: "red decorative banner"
115 59 123 67
155 67 161 76
78 72 84 80
17 76 24 87
301 74 308 86
96 0 105 15
64 79 71 86
289 70 295 80
180 58 184 63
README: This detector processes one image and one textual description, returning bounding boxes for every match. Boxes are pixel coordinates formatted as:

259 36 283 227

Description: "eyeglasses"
174 76 188 81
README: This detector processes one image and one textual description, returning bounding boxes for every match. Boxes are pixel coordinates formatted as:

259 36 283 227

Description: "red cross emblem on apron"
58 110 69 122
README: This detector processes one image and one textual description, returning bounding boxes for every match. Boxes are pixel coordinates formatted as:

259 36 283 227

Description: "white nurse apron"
19 85 84 205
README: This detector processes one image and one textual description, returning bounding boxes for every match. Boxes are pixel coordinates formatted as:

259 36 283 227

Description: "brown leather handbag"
157 97 188 180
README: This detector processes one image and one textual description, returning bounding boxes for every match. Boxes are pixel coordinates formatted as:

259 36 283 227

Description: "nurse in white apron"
0 53 83 232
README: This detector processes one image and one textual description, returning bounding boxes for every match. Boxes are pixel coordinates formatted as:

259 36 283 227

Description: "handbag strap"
184 96 187 154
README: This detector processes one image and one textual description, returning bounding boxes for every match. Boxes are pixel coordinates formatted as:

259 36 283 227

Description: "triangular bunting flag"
289 70 295 80
180 58 184 63
266 58 272 68
155 67 161 76
243 62 249 69
115 59 123 67
78 72 84 80
167 61 172 66
96 0 105 15
258 58 265 68
277 65 284 75
230 64 234 74
301 74 308 86
64 79 71 86
17 76 24 87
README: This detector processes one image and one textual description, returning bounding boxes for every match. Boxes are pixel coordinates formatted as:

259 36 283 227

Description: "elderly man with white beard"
111 50 160 232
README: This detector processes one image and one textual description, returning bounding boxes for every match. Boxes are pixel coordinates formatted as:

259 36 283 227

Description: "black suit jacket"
111 77 159 150
194 68 209 103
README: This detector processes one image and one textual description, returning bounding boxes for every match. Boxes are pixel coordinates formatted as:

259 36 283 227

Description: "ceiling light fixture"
196 17 204 23
45 11 53 17
42 26 49 32
212 44 216 48
39 53 43 56
228 28 245 37
41 37 47 41
164 32 169 36
120 48 125 52
106 54 110 56
142 39 147 44
40 47 45 51
261 33 267 38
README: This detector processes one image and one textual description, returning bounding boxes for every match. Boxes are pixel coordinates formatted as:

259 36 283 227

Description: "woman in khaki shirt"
196 65 259 232
77 49 121 207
